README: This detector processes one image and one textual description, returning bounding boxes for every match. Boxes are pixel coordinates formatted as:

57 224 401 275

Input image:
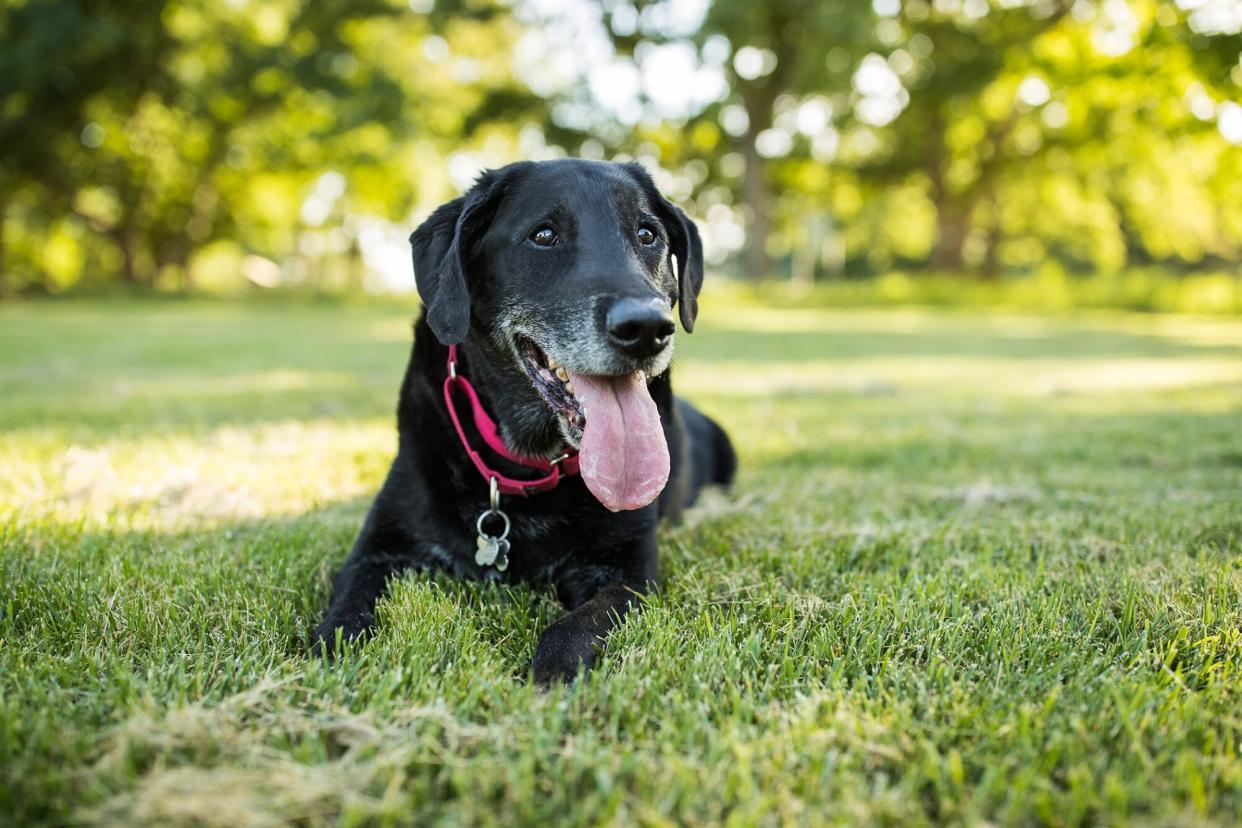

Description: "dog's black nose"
606 296 675 359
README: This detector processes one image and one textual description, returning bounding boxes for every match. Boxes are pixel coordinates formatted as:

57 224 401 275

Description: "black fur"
314 160 735 684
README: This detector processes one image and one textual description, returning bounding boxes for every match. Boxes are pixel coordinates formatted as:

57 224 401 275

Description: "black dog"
314 159 735 684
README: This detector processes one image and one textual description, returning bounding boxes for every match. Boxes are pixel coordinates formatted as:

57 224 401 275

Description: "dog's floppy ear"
621 163 706 332
664 201 705 333
409 170 507 345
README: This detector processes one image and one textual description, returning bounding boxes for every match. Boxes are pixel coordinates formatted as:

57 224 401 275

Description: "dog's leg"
532 547 656 685
312 521 412 656
532 581 648 685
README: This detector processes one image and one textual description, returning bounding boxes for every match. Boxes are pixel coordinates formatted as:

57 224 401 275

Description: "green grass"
2 294 1241 826
742 268 1242 315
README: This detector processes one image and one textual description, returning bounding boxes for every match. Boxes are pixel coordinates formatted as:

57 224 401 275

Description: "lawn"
1 295 1240 826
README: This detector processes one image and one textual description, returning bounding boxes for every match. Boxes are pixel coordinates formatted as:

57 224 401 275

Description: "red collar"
442 344 580 497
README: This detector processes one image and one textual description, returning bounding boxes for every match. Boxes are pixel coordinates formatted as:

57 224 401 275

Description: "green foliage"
605 0 1242 281
1 0 1241 292
0 0 533 294
3 297 1242 824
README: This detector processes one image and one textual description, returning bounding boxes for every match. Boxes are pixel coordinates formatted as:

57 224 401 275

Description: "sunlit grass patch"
2 297 1241 826
2 419 393 532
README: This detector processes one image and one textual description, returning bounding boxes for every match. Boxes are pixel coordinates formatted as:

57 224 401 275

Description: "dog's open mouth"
516 336 586 444
516 335 670 512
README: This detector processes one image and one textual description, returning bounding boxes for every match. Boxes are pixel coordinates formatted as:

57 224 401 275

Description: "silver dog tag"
475 478 511 571
475 534 497 566
493 538 510 571
474 533 510 570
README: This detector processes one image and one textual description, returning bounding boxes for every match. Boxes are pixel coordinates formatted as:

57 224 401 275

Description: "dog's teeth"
554 366 568 382
547 356 559 370
564 381 575 397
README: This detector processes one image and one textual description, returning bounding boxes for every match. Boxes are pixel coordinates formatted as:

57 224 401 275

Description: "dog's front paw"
311 611 373 660
532 620 602 686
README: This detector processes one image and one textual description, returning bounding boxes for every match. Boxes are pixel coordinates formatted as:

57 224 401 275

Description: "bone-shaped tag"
475 534 511 570
475 534 498 566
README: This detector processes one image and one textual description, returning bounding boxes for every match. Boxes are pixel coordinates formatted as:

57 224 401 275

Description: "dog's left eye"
636 226 657 246
530 227 558 247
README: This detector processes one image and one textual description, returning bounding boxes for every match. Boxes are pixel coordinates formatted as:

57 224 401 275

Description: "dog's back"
681 398 737 495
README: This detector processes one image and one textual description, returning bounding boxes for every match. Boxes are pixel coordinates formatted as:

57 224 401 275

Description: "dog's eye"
636 225 657 246
529 226 558 247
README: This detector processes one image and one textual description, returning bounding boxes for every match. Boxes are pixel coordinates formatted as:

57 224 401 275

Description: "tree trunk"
733 2 801 283
931 201 969 272
925 118 969 274
738 59 785 284
347 236 364 294
157 237 193 291
113 228 141 286
791 212 825 293
0 188 8 296
740 135 772 282
980 185 1001 281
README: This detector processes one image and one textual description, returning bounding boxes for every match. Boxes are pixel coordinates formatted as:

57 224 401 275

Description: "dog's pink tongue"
569 370 670 512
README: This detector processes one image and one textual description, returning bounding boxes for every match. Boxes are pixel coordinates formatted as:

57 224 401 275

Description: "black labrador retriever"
314 159 735 684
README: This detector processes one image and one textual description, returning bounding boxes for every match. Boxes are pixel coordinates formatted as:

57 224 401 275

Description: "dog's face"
411 161 704 486
410 160 705 510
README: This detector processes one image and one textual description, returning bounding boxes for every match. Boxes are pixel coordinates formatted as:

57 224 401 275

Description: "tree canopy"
1 0 1239 294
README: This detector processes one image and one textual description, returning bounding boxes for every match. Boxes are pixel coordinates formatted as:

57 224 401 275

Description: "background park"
2 0 1241 824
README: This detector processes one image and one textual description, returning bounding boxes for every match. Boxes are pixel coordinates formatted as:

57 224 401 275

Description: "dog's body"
314 160 734 683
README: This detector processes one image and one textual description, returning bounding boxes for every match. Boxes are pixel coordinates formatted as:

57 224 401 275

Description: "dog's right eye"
529 227 558 247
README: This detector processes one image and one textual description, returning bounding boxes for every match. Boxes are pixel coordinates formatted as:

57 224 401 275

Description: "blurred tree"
0 0 173 290
850 0 1242 276
853 0 1073 274
606 0 874 281
3 0 1241 292
700 1 871 281
0 0 537 293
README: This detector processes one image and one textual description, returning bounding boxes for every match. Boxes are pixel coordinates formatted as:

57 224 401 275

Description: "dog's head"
409 159 705 511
